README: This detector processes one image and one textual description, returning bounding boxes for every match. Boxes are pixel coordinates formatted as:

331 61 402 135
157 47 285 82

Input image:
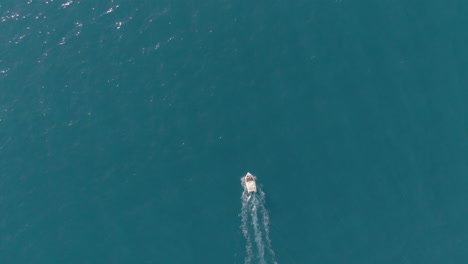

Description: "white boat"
244 172 257 193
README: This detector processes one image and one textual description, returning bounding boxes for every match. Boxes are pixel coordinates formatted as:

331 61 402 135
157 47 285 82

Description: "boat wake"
240 177 278 264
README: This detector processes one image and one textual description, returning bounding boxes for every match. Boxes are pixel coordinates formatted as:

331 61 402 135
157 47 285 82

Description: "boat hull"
244 172 257 193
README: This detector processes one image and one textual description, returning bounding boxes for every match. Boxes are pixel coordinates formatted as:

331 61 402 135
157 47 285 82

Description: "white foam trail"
240 176 277 264
251 195 266 264
241 192 253 264
258 189 277 264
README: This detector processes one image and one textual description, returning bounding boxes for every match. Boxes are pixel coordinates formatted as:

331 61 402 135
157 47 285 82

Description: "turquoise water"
1 1 467 263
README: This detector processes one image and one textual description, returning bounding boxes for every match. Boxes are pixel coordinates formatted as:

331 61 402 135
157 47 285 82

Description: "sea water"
1 1 467 263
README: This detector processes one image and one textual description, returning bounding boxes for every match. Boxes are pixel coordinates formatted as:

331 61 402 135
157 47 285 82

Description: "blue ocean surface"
1 0 467 263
